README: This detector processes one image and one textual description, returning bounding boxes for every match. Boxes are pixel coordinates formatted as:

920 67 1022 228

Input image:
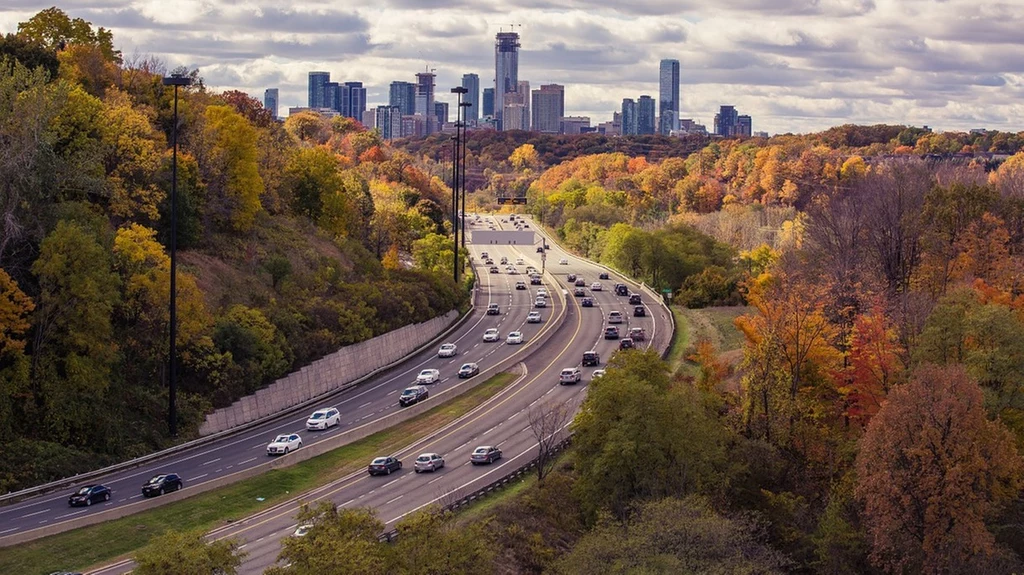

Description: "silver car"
414 453 445 473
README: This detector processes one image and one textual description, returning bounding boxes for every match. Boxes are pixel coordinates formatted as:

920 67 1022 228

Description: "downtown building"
531 84 564 133
659 59 680 135
461 73 480 124
494 31 520 129
263 88 279 119
714 105 752 137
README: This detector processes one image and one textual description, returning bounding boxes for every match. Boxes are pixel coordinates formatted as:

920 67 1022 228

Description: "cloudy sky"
2 0 1022 134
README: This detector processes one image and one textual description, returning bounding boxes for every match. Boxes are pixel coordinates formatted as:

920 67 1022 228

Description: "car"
604 326 620 339
68 484 111 507
608 310 623 324
399 385 429 407
559 366 582 385
591 282 603 291
537 287 548 297
368 456 403 476
516 258 524 265
489 266 499 273
615 284 629 296
142 473 183 497
527 311 542 323
526 266 538 274
487 303 500 315
629 327 647 341
582 297 594 307
592 369 607 379
582 350 600 367
629 293 642 305
458 362 480 378
267 433 302 456
506 331 524 344
535 297 547 308
481 251 489 259
567 273 577 282
599 272 610 280
634 305 646 317
484 258 494 265
416 368 440 384
305 408 340 430
483 328 500 342
620 337 635 350
500 256 508 265
414 453 445 473
537 246 545 253
506 266 518 274
559 258 569 265
573 286 586 297
471 445 503 464
515 281 527 290
438 343 458 358
530 274 542 285
293 524 313 538
524 224 530 228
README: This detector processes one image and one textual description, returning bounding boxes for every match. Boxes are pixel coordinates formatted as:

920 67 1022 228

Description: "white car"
537 287 548 297
305 408 340 430
438 343 458 358
591 282 603 291
483 328 500 342
608 310 623 324
506 331 524 344
527 311 542 323
559 258 569 265
535 297 547 308
592 369 607 379
267 433 302 456
416 369 441 384
515 258 524 265
293 524 313 537
414 453 445 473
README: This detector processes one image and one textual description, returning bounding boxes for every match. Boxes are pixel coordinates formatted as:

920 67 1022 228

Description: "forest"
0 9 468 492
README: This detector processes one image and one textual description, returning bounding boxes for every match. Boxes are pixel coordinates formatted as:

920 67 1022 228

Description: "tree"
100 88 165 222
855 364 1023 574
285 146 344 220
213 304 291 393
16 7 120 63
528 399 572 482
201 104 264 232
0 33 59 78
509 143 540 170
390 507 494 574
267 503 390 575
839 307 904 425
0 267 34 357
133 529 245 575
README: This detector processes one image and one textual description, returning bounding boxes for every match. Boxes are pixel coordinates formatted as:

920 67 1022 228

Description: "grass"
0 373 517 575
666 306 751 377
665 304 693 376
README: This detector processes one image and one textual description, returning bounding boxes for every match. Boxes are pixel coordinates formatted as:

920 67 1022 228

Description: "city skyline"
3 2 1020 134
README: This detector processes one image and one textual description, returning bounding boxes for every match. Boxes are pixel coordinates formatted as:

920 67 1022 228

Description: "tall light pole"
450 86 467 283
459 100 472 248
162 72 191 437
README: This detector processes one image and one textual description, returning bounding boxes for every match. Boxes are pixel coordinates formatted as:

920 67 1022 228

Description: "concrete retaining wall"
199 310 460 436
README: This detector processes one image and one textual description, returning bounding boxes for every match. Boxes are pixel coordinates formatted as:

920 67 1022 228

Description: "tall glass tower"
659 59 680 135
494 31 520 126
308 71 330 108
462 73 480 124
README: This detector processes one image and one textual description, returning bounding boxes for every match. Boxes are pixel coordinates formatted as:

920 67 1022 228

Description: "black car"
368 456 402 476
470 446 503 465
604 326 620 339
629 293 642 305
458 362 480 378
530 275 542 285
567 273 577 282
599 272 610 280
515 281 527 290
574 278 586 287
619 337 635 350
536 246 545 253
582 351 601 367
574 287 586 297
68 484 111 507
615 284 629 296
142 474 183 497
634 306 646 317
399 386 429 407
582 298 594 307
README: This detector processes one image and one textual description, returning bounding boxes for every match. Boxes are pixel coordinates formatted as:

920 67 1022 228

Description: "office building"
679 118 708 135
389 81 416 116
375 105 403 140
415 72 436 134
462 73 480 123
659 59 680 135
308 71 330 108
342 82 366 119
518 80 530 130
621 99 638 135
531 84 564 133
494 31 520 125
263 88 279 119
323 81 339 111
288 106 339 118
435 102 449 126
482 88 495 117
503 103 528 133
638 95 656 135
714 105 751 137
560 116 590 135
737 115 752 137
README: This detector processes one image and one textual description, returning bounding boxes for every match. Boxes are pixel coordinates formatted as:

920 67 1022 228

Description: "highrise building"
737 115 752 137
494 31 520 126
342 81 366 119
375 105 403 140
483 88 495 116
263 88 279 119
531 84 564 133
323 81 339 111
389 81 416 116
658 59 680 135
308 71 330 108
560 116 590 135
461 73 480 123
415 72 436 134
435 102 449 126
517 80 530 131
621 99 638 135
715 105 749 137
638 95 656 135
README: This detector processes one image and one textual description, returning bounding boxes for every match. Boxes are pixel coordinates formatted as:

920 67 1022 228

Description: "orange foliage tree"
837 306 903 425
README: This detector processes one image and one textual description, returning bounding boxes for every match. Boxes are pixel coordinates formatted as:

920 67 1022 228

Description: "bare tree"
528 400 572 482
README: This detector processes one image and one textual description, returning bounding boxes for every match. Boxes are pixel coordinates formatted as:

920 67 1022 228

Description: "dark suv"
615 284 629 296
629 293 642 305
604 326 620 339
582 351 600 366
142 474 183 497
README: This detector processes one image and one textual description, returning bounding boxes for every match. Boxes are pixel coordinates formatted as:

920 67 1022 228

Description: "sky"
2 0 1023 135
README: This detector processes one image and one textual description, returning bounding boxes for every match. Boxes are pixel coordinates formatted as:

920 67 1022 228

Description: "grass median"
0 372 517 575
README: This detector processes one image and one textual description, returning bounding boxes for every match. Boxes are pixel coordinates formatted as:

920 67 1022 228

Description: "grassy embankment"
666 306 751 387
0 373 517 575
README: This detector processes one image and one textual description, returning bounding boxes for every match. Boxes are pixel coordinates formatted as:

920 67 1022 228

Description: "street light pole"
162 72 192 438
450 86 467 283
459 101 472 249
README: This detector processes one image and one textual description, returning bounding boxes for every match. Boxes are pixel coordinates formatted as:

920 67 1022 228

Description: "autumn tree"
201 104 264 232
268 503 390 575
16 7 120 63
509 143 540 171
100 88 165 222
0 268 34 435
839 307 904 425
528 399 572 482
389 507 494 574
914 182 997 298
133 529 245 575
855 364 1023 574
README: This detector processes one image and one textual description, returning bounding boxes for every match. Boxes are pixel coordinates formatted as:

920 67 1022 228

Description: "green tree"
412 232 456 276
202 104 264 232
267 503 390 575
0 33 59 77
0 268 33 435
133 529 245 575
601 223 646 278
101 88 165 222
16 7 120 63
213 304 291 393
285 146 343 220
390 507 494 574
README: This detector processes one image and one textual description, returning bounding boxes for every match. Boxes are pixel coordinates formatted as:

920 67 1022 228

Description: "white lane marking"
202 458 221 466
387 389 398 396
0 527 18 535
359 402 373 409
190 474 208 481
129 495 141 500
384 495 404 505
55 509 88 520
341 498 356 507
427 476 446 485
19 508 51 519
239 457 257 466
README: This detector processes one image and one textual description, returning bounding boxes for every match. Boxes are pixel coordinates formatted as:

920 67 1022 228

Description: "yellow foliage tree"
203 105 265 232
0 268 34 356
101 88 165 222
509 143 539 171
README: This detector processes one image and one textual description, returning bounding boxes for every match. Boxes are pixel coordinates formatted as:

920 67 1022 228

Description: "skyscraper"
483 88 495 117
494 31 520 126
389 81 416 116
638 95 656 135
264 88 279 119
462 73 480 124
415 72 436 134
714 105 739 136
531 84 564 133
435 102 449 126
323 81 339 111
375 105 403 140
621 99 638 136
658 59 680 135
343 81 366 119
308 71 330 108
